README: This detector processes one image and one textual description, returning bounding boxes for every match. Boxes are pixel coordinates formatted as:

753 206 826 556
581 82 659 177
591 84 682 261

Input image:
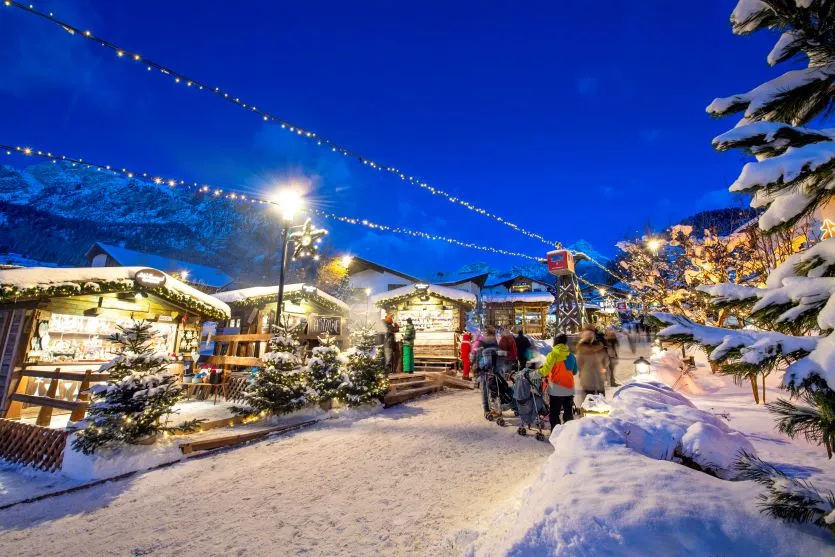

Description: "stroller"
513 365 550 441
476 346 515 425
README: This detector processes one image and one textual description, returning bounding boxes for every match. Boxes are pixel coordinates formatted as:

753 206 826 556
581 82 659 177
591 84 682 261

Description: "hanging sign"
547 250 575 276
135 268 166 288
310 315 342 336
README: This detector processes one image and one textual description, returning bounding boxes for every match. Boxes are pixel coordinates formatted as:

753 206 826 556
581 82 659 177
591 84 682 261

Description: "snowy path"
0 390 551 557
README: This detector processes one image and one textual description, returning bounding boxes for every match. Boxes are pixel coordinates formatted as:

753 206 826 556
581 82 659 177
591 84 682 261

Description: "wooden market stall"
370 284 476 371
483 291 554 336
0 266 231 428
209 283 350 372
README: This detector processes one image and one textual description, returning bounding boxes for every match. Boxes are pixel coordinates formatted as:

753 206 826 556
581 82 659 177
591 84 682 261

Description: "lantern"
634 356 651 376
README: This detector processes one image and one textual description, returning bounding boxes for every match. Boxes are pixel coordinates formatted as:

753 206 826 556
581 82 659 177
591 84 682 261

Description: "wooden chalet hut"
209 284 350 372
482 275 554 336
0 266 230 428
370 284 476 372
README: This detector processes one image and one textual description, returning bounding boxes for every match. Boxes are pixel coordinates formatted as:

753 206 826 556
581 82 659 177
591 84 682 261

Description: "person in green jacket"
402 318 416 373
539 334 578 429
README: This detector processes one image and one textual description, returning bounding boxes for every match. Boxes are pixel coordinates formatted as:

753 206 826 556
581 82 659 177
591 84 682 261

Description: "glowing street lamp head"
341 255 354 268
598 287 606 296
646 238 663 254
275 189 303 221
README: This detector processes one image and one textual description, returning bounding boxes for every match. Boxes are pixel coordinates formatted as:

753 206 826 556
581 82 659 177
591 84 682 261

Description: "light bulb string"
3 0 561 249
1 143 541 261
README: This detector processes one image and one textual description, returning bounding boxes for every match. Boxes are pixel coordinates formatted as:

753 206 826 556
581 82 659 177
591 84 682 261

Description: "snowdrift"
467 383 833 556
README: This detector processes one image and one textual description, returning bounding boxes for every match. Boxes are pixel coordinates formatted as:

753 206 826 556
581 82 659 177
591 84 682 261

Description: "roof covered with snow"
213 283 349 313
484 274 552 289
87 242 234 289
369 284 477 307
0 266 230 319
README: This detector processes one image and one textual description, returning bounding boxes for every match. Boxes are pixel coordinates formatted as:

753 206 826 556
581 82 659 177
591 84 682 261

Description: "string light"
2 0 561 248
1 142 542 261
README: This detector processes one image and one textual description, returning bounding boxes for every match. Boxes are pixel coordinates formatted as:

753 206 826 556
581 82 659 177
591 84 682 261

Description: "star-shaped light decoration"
289 218 327 260
821 218 835 240
414 283 430 301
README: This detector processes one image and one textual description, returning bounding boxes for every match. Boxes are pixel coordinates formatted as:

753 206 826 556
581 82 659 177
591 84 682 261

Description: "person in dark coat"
498 330 518 371
515 329 532 369
383 315 399 374
402 318 416 373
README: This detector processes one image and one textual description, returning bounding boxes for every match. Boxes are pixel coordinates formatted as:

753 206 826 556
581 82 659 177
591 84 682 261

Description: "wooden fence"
0 419 69 472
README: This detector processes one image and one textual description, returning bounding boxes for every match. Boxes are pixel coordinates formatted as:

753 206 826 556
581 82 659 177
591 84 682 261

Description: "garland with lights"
1 0 560 248
1 143 542 261
0 277 229 320
224 290 347 314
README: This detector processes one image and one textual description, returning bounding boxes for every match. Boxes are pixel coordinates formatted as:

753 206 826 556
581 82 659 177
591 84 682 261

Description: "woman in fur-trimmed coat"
575 328 609 396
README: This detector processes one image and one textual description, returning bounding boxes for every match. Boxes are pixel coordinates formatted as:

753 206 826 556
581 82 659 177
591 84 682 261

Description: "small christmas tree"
236 318 312 416
72 321 195 455
306 334 344 403
339 324 388 406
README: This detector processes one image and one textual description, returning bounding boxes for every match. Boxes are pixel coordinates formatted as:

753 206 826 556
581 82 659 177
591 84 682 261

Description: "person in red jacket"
499 329 519 370
460 331 473 379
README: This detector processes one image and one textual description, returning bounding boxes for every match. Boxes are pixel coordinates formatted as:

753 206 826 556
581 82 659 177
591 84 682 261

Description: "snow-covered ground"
464 346 835 556
0 390 551 556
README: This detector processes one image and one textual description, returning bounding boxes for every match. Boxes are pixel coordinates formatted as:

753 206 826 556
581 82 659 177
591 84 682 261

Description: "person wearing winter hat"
539 333 578 428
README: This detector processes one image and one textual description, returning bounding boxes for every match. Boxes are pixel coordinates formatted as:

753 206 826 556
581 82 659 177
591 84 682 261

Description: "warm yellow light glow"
180 270 189 281
598 288 606 296
275 189 303 221
646 238 663 253
365 288 372 296
340 255 354 268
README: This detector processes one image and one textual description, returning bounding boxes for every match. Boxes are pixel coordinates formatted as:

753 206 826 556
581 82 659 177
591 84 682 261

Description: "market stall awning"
213 283 349 314
370 284 477 308
0 266 231 320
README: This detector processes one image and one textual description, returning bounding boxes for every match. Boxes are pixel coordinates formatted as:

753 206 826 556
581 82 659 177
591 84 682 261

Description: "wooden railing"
0 419 69 472
5 367 104 426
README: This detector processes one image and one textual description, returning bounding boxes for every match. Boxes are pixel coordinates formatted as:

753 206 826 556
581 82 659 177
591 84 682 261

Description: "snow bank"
61 434 183 482
466 382 833 557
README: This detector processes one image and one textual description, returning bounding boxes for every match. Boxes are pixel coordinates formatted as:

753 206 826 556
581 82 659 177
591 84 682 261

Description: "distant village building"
482 275 554 335
343 256 421 295
85 242 233 293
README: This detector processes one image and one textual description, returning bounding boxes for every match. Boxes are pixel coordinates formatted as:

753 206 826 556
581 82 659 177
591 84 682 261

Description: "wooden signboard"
310 315 342 336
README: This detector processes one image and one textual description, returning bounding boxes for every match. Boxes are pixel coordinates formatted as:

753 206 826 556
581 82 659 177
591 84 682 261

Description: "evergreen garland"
71 321 199 455
339 325 388 406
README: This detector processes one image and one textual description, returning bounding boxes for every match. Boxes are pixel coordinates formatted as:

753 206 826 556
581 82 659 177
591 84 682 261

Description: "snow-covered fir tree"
306 334 345 403
339 324 388 406
655 0 835 534
72 321 195 455
236 320 312 416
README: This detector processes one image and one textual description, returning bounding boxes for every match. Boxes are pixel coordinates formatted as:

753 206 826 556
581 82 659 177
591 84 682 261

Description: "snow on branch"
729 141 835 193
712 122 834 156
706 66 835 120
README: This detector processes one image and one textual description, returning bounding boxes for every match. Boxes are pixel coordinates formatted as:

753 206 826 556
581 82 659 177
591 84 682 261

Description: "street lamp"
272 190 327 325
341 255 354 269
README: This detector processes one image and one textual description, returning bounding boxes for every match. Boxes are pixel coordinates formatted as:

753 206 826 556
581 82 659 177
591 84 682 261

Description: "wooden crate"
0 418 69 472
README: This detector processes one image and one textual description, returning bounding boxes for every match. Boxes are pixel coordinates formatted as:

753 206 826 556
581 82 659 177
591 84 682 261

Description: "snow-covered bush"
236 321 313 416
72 321 197 455
339 325 388 406
306 335 345 403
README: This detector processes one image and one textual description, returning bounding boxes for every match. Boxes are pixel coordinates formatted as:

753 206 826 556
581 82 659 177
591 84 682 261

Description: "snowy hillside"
0 162 302 283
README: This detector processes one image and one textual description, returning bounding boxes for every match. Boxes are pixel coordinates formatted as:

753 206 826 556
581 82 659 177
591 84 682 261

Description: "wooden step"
389 380 432 391
383 384 442 407
440 376 476 390
388 372 431 383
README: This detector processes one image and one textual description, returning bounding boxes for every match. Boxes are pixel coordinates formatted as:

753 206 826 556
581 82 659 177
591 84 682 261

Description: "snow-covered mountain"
0 162 291 283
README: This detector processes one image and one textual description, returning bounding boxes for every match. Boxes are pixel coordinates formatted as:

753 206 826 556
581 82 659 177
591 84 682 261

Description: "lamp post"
273 191 327 326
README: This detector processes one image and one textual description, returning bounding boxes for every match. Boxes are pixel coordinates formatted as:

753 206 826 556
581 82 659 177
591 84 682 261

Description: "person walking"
515 329 532 369
460 331 473 379
475 327 499 416
383 315 399 374
402 318 416 373
539 333 578 429
498 329 518 371
576 326 609 404
603 327 620 387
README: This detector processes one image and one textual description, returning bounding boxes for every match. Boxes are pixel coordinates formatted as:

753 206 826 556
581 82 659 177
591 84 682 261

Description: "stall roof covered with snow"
213 283 349 313
86 242 234 291
369 284 477 308
0 266 231 320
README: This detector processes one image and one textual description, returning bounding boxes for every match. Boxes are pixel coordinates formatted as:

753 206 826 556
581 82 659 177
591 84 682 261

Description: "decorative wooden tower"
546 250 585 334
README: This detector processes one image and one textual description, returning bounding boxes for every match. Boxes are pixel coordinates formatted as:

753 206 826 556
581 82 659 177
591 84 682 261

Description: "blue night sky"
0 1 777 278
